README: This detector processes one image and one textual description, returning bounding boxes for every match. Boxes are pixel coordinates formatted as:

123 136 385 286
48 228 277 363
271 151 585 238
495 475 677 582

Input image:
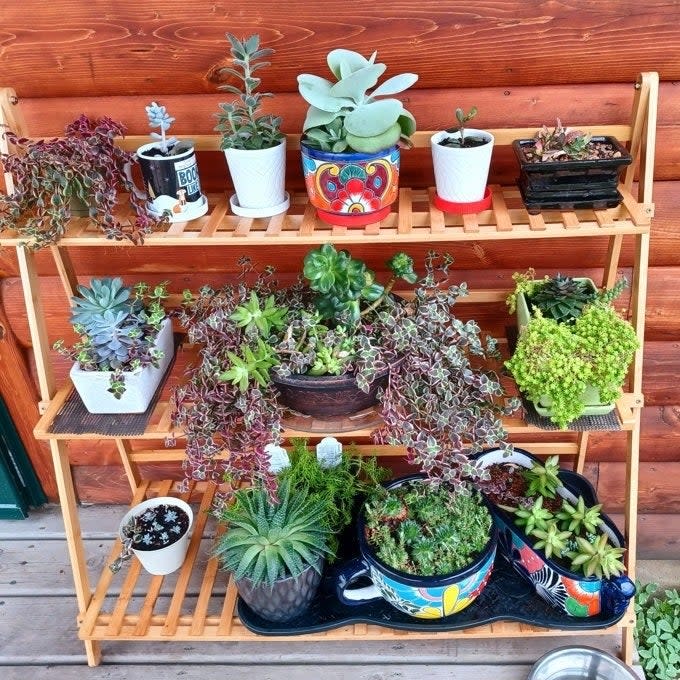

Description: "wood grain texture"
2 1 680 97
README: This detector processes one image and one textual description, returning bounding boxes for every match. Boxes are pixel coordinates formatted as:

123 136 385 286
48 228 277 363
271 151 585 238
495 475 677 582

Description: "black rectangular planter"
513 136 632 214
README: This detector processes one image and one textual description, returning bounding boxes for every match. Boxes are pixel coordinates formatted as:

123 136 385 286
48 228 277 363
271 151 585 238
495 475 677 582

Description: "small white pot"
119 497 193 575
431 129 495 203
69 318 174 414
224 139 288 217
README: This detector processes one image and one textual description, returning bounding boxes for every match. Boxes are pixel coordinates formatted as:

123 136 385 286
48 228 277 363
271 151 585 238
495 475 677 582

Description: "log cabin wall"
1 1 679 555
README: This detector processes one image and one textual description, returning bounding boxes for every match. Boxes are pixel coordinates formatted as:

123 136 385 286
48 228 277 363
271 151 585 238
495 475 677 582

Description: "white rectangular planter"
69 318 174 414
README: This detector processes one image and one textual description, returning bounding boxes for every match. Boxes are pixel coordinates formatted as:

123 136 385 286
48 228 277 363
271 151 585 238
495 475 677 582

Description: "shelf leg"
116 438 142 497
50 439 102 666
622 624 636 667
575 432 588 474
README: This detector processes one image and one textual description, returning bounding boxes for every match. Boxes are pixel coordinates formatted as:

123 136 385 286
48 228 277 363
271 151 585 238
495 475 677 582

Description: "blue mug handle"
335 557 383 606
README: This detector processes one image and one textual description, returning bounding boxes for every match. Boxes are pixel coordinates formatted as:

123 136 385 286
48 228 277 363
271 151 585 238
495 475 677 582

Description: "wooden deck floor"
1 504 666 679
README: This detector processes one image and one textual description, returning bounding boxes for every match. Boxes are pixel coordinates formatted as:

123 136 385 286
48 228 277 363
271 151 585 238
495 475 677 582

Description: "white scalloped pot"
119 497 193 576
431 129 495 203
69 318 173 414
224 138 287 215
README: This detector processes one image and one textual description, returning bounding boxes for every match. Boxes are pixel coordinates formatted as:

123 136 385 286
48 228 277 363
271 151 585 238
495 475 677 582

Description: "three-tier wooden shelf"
0 72 657 667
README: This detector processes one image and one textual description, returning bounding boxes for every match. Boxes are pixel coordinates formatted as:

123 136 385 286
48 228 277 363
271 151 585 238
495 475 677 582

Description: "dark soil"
144 142 191 158
438 134 490 149
522 140 624 163
127 503 190 551
475 463 562 512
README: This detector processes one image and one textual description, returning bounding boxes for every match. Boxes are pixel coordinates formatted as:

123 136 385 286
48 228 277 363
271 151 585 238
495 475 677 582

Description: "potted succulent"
212 479 333 622
430 106 494 213
214 33 288 218
110 496 193 576
171 245 518 492
512 119 632 214
336 474 497 619
54 277 173 414
0 115 165 248
133 101 208 222
474 448 636 619
297 48 418 226
505 270 639 428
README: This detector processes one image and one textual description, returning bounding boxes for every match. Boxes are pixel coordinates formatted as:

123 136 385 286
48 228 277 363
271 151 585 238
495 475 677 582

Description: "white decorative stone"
265 444 290 473
316 437 343 469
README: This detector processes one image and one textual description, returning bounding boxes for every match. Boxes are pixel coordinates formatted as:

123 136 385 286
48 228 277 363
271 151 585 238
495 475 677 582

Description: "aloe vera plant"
298 48 418 153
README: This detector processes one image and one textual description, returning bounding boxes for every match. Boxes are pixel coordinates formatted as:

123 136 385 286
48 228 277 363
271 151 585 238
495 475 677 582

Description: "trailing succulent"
171 246 517 494
54 277 169 399
506 270 638 428
0 115 166 248
298 48 418 153
363 478 493 576
214 33 284 151
212 479 332 587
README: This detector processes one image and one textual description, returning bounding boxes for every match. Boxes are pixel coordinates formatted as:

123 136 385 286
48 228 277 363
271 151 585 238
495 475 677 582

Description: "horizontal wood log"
2 2 680 97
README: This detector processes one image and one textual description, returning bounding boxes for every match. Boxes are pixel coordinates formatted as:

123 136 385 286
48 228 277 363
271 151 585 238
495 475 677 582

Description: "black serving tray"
237 472 626 636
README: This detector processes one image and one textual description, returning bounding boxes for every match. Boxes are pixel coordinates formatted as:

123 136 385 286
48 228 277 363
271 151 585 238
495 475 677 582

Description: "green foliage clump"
363 479 492 576
523 454 561 499
212 479 332 587
635 583 680 680
277 439 390 556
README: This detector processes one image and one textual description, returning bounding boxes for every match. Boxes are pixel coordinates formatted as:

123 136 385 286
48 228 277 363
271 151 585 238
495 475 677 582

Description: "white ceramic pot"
118 497 193 576
224 138 289 217
431 129 495 203
69 318 174 414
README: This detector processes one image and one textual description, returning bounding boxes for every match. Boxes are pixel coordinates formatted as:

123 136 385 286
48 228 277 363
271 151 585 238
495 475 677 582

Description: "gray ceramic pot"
235 560 323 622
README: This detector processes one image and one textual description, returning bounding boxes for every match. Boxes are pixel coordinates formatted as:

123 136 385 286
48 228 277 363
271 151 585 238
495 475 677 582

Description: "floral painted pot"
335 474 497 619
473 448 635 619
300 142 400 226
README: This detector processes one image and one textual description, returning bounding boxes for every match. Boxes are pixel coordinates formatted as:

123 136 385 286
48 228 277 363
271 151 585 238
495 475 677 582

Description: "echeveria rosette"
298 49 418 153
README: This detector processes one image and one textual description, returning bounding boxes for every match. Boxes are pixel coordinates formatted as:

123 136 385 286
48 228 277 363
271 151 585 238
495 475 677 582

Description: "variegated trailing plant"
0 115 166 248
171 246 518 497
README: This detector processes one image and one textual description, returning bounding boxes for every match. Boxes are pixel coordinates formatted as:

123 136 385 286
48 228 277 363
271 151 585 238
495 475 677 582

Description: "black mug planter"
134 142 209 223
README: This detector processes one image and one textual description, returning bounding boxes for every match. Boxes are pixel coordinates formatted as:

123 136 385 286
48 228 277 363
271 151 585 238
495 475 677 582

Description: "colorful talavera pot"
473 448 635 619
300 142 400 226
336 474 497 619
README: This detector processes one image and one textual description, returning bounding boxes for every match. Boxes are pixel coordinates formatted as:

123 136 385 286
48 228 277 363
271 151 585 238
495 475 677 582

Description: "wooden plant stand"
0 72 657 667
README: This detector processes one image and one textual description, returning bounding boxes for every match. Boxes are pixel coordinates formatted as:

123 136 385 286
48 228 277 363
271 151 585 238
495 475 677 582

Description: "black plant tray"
237 472 625 637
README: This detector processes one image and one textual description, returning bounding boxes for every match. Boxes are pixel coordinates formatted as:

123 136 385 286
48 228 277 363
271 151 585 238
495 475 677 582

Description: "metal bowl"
528 646 639 680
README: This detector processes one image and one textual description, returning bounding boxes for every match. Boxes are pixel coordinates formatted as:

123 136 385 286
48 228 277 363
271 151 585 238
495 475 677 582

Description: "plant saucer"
229 192 290 218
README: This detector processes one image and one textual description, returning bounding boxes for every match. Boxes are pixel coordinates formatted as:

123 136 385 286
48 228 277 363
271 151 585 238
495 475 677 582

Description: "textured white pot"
70 318 174 414
119 497 193 576
431 129 495 203
224 138 288 216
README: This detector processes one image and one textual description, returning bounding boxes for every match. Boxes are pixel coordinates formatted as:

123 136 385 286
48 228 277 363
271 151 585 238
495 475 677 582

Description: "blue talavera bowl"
335 474 497 619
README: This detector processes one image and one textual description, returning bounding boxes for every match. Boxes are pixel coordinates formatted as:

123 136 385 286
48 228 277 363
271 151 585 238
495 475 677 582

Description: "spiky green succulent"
298 48 418 153
530 274 597 324
531 522 572 559
212 480 332 587
556 496 603 535
523 455 562 499
508 496 554 535
568 533 626 580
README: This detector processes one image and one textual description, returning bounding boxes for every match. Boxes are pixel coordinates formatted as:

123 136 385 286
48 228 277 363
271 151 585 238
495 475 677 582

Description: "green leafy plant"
0 115 165 248
529 274 597 324
53 277 169 398
277 439 389 556
298 48 418 153
363 479 493 576
556 496 603 535
506 298 639 428
509 496 554 535
171 249 517 494
531 522 572 559
212 479 332 587
635 583 680 680
438 106 488 149
567 533 626 579
214 33 284 151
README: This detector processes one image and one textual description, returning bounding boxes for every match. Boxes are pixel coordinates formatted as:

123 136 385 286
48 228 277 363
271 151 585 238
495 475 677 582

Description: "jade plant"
363 478 493 576
54 277 169 399
214 33 284 151
297 48 418 153
0 115 166 248
171 246 517 494
437 106 489 149
506 270 639 428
